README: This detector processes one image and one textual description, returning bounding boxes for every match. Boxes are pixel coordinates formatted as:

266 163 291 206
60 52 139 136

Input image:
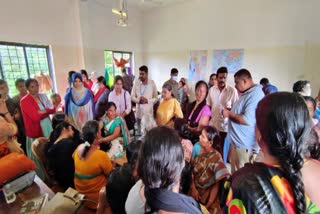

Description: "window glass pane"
0 43 53 97
104 50 133 79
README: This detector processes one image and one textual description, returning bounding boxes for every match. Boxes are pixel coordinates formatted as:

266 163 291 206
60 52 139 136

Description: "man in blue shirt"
222 69 265 173
260 78 278 95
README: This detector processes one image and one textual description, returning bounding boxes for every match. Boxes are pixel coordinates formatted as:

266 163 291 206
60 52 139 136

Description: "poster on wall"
212 49 244 73
188 50 208 82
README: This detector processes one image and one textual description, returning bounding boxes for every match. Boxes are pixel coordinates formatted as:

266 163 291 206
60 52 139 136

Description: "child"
190 126 230 213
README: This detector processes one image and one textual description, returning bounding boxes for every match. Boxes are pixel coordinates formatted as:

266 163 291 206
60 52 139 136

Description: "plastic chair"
31 137 54 184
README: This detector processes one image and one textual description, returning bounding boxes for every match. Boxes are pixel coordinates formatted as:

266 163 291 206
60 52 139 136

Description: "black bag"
124 92 136 130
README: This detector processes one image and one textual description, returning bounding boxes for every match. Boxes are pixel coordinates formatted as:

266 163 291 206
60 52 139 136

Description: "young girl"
191 126 230 213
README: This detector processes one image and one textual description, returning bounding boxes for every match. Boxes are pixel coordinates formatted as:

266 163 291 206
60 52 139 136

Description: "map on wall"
188 50 208 82
212 49 244 73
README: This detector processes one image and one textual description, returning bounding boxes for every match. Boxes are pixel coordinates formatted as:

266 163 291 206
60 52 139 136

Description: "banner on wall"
188 50 208 82
212 49 244 73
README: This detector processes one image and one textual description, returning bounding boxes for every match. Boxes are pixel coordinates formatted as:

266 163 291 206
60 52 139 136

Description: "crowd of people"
0 65 319 214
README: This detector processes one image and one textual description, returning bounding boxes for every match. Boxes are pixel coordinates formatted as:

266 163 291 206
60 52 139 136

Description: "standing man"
12 78 28 106
122 68 133 94
131 65 158 135
164 68 179 100
259 78 278 95
222 69 264 173
207 67 238 155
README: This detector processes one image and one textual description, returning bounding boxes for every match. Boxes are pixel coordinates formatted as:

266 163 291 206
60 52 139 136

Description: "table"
0 175 54 214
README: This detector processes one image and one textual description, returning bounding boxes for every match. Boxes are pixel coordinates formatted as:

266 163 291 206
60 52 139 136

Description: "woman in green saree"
99 102 130 158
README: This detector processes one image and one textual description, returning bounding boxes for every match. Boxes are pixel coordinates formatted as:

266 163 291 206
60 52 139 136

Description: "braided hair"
256 92 311 213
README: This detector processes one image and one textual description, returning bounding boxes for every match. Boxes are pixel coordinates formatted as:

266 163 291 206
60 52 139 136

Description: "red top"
84 80 93 90
94 86 107 104
20 94 56 138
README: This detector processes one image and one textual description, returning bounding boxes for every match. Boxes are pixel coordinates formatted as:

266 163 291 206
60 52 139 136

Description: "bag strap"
124 91 127 108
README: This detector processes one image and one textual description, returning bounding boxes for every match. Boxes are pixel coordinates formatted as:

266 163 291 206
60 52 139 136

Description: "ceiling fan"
112 0 128 26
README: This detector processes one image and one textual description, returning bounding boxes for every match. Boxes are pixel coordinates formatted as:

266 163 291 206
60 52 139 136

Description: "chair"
31 137 55 185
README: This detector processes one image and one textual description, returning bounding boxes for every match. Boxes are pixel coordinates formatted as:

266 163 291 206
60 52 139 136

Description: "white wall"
0 0 144 96
142 0 320 96
1 0 319 96
79 0 144 77
0 0 85 96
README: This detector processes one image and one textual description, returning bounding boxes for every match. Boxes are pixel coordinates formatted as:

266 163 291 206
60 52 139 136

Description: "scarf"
145 188 202 214
64 73 93 116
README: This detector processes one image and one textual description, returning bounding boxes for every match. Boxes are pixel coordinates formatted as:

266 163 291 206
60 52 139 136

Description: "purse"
39 188 88 214
124 92 136 130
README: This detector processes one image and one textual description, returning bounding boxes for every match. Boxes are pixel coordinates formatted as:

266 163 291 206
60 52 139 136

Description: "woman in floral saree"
64 73 94 131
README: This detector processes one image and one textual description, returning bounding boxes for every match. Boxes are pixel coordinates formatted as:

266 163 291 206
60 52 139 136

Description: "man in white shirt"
208 67 238 155
131 65 158 135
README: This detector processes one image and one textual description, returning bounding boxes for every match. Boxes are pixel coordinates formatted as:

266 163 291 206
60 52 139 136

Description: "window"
104 50 133 79
0 42 54 97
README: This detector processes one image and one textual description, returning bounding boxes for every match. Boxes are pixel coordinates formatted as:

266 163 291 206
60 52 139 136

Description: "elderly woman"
185 80 211 143
99 102 130 154
73 120 113 209
64 73 94 131
156 83 183 127
20 78 57 157
226 92 318 213
138 126 202 213
293 80 312 96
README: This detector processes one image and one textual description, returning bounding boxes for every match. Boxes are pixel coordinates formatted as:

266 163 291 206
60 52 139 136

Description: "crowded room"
0 0 319 213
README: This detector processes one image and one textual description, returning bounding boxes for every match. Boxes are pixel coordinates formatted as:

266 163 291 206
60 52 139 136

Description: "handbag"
124 92 136 130
39 188 89 214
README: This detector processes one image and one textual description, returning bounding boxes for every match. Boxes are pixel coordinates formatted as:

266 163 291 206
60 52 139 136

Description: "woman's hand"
98 137 107 144
38 109 47 114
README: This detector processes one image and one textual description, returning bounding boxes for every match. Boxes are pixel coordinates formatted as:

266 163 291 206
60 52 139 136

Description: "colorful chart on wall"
188 50 208 82
212 49 244 73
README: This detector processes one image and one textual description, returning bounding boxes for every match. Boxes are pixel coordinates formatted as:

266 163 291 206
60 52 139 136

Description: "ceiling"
81 0 190 11
123 0 190 10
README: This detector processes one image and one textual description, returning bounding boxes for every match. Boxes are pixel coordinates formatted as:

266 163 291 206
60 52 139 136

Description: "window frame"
0 41 55 96
104 49 133 77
